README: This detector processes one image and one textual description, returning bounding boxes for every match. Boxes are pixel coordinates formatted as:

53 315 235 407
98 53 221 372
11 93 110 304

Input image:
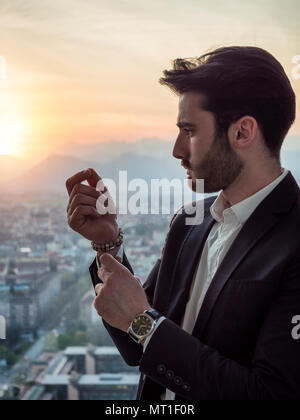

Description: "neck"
222 162 283 207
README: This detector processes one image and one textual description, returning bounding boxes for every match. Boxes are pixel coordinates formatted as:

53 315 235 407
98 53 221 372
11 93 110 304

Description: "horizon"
0 139 299 195
0 134 300 164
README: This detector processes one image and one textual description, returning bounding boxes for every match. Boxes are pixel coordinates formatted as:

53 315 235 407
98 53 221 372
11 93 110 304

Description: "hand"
66 168 118 243
94 254 152 332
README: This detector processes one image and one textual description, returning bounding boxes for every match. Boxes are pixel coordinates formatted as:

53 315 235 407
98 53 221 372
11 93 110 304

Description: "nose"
172 132 189 161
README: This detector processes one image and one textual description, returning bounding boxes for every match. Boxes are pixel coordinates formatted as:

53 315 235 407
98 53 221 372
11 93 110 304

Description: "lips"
181 162 190 170
181 162 192 177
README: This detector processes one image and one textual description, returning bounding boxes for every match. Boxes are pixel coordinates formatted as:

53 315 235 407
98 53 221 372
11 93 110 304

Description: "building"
0 259 61 334
21 346 139 400
41 372 139 400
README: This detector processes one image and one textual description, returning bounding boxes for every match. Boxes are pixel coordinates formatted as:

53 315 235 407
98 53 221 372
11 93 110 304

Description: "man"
66 46 300 400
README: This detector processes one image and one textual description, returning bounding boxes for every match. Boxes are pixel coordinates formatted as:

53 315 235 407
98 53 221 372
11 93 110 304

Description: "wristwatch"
127 309 162 345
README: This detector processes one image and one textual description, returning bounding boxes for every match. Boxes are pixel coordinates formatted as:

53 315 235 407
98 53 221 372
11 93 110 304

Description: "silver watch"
127 309 162 344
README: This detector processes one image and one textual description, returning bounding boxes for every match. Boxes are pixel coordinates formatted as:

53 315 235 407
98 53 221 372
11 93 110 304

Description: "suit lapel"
166 205 215 325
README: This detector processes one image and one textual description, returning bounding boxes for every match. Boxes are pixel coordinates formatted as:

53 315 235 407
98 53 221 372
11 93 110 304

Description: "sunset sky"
0 0 300 164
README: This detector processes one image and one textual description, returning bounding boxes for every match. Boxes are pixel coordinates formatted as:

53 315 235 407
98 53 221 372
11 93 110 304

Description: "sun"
0 115 24 155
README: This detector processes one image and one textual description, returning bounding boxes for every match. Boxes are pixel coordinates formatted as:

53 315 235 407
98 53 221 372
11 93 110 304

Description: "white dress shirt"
143 168 289 400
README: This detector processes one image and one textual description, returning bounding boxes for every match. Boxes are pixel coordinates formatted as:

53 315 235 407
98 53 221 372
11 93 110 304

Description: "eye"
184 128 193 136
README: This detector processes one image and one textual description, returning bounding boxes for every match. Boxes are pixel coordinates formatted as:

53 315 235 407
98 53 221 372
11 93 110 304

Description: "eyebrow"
176 120 197 129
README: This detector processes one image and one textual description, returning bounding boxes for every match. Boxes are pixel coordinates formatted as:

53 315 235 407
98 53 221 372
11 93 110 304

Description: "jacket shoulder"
169 194 217 228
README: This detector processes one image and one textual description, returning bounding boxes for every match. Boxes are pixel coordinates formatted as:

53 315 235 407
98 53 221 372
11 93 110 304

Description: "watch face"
132 314 152 336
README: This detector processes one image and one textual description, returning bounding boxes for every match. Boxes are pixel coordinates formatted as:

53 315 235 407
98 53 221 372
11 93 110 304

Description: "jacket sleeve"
88 211 181 367
138 248 300 400
89 250 144 366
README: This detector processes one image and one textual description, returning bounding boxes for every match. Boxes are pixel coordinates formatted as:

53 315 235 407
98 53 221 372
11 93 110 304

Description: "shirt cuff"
143 316 167 351
96 243 124 270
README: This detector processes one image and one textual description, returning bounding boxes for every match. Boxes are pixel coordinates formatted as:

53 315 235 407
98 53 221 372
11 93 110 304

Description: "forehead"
177 92 208 123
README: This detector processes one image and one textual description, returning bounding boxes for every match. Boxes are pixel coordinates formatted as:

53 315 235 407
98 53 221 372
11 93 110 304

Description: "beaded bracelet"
91 228 124 252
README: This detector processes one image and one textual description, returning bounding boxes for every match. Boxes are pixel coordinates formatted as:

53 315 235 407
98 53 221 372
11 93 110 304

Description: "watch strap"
144 309 162 321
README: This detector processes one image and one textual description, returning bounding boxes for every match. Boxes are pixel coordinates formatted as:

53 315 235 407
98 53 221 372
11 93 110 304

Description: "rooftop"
64 347 87 356
64 346 119 356
41 373 140 386
79 373 139 386
93 347 119 356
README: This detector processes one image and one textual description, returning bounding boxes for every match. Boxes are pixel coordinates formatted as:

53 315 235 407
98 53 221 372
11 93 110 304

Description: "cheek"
190 137 208 162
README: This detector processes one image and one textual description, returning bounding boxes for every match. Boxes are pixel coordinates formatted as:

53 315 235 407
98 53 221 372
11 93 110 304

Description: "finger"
95 179 115 213
95 283 103 296
98 267 110 280
66 169 93 196
99 253 123 272
68 194 98 217
98 265 116 284
86 168 101 188
96 179 108 194
93 297 101 314
135 276 142 284
67 184 101 212
68 205 99 230
115 256 122 263
98 269 114 286
96 194 117 215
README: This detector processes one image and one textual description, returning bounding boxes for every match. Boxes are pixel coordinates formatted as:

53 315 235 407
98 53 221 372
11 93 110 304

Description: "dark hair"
159 46 296 160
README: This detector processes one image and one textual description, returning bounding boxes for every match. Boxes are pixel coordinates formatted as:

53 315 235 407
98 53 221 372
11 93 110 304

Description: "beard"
186 132 244 193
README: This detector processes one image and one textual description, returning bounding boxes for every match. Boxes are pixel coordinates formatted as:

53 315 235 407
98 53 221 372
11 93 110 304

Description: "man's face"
173 92 244 193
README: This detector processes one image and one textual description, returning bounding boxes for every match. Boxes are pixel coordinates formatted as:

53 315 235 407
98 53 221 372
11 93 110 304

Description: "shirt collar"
210 168 289 225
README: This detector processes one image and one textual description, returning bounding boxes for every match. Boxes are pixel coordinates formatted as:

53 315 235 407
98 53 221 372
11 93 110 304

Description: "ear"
228 116 258 149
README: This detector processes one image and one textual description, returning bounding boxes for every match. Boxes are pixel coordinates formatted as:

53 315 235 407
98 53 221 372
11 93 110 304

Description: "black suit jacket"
89 171 300 400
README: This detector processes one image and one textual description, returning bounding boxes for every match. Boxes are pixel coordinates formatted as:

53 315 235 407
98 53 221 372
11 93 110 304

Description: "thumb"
135 276 142 284
100 253 122 271
91 207 101 218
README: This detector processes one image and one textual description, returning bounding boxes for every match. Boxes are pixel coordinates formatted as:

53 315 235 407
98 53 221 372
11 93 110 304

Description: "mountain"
0 155 31 183
97 152 184 181
0 139 299 195
59 138 174 161
0 154 99 195
0 152 186 195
